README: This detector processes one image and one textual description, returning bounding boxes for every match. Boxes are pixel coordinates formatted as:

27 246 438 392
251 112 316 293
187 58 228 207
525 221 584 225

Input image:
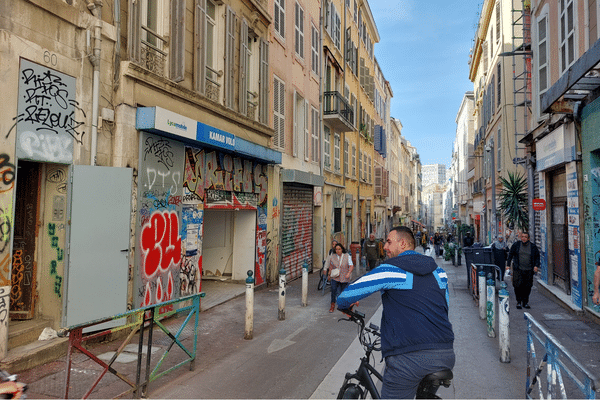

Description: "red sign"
532 198 546 211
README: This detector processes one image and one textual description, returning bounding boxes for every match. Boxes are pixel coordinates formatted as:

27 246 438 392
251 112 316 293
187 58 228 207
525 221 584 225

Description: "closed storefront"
281 184 313 280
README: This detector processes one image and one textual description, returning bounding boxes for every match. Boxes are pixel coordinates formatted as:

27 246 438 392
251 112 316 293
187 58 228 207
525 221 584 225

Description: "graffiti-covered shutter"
281 184 313 280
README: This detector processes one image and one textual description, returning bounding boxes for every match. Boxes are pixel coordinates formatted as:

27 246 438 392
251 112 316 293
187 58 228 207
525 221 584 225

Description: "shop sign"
532 198 546 211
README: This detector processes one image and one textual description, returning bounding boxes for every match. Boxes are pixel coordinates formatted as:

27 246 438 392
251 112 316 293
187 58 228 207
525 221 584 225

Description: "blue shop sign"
197 122 235 151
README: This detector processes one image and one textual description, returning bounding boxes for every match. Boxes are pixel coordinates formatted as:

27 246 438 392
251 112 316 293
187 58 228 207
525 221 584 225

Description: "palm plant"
498 171 529 233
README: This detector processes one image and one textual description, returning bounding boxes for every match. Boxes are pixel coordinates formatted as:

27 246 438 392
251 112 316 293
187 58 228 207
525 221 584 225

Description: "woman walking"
327 243 354 312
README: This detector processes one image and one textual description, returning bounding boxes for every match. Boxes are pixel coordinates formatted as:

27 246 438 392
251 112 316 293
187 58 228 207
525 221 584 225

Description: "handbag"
330 268 340 278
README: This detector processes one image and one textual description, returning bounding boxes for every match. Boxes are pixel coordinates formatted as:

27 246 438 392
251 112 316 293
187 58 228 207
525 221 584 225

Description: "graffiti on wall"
181 204 203 295
47 223 64 298
0 287 8 326
15 59 84 163
0 155 16 195
136 133 184 310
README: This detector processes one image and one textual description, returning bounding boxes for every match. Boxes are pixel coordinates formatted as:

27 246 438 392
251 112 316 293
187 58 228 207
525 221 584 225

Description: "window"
333 6 341 49
334 133 341 172
497 128 502 171
295 2 304 59
311 106 320 163
358 151 362 179
273 76 285 149
352 144 356 177
311 25 319 75
344 139 349 176
205 0 217 81
497 62 501 106
559 0 575 74
353 0 357 23
495 2 501 44
293 91 308 159
324 126 331 169
274 0 285 39
537 14 549 93
368 156 372 183
483 41 488 71
224 6 236 109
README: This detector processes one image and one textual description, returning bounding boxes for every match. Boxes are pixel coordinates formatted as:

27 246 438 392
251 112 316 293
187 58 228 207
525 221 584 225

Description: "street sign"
532 198 546 211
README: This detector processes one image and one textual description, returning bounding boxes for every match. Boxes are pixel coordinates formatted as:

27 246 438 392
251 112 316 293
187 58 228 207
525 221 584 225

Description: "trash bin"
472 247 493 264
350 242 361 270
463 247 474 289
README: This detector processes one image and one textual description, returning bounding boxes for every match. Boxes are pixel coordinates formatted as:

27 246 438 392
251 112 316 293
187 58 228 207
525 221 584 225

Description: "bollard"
302 260 309 307
478 270 486 320
498 282 510 362
278 268 286 320
244 270 254 340
486 273 496 338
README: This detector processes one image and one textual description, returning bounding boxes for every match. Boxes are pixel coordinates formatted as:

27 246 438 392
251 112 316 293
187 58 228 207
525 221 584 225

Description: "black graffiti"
0 208 11 253
47 168 66 183
144 137 174 169
0 154 15 186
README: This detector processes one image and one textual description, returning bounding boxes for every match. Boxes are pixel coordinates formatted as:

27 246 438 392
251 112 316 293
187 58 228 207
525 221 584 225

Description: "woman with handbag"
327 243 354 313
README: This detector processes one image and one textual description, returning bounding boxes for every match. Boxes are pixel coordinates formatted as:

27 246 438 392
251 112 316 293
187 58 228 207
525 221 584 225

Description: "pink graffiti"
140 210 181 278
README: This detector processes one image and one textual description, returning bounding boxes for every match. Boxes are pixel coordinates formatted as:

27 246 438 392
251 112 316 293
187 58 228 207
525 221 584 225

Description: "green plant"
498 171 529 233
443 243 455 260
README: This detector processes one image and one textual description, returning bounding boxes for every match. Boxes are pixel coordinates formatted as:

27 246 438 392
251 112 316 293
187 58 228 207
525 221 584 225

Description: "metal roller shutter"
281 184 313 280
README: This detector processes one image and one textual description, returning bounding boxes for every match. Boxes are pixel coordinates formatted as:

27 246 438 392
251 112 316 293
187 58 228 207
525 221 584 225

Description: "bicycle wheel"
318 269 325 290
337 383 364 399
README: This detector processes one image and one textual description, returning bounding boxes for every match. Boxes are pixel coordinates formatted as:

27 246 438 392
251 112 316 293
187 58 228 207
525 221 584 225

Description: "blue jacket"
337 250 454 358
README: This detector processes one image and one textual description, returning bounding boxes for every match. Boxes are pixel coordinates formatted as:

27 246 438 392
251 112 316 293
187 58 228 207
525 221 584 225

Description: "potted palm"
498 171 529 235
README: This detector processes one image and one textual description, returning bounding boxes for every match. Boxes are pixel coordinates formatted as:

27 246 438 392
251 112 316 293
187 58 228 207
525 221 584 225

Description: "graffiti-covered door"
11 161 41 320
64 165 132 327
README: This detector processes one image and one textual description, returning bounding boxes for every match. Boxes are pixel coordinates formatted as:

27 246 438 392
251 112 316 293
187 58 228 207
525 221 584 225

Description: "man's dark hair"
391 226 415 249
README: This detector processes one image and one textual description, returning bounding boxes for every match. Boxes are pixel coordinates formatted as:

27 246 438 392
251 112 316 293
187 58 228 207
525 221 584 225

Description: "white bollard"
478 270 486 320
302 261 308 307
278 268 286 320
498 282 510 362
486 273 496 338
244 270 254 340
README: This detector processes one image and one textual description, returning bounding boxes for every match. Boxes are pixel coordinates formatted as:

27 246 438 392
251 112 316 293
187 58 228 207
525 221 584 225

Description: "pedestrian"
463 231 474 248
593 260 600 306
337 226 455 399
506 232 540 309
491 235 509 281
363 233 379 271
327 243 354 313
434 232 443 257
421 231 428 250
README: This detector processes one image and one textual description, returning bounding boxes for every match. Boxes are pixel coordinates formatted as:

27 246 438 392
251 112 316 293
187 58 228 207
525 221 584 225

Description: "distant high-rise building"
422 164 446 187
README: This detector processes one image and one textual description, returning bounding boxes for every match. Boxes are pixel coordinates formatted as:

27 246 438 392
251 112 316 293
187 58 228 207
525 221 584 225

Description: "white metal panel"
65 165 132 327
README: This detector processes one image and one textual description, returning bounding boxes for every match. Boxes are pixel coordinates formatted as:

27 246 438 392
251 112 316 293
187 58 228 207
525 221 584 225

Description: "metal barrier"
59 293 204 399
524 312 598 399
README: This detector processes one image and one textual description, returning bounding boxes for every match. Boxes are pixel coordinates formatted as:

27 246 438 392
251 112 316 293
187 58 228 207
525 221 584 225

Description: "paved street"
21 249 600 399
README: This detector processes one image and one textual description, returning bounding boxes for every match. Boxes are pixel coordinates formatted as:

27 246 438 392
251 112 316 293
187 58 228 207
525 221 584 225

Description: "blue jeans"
330 279 348 305
382 348 455 400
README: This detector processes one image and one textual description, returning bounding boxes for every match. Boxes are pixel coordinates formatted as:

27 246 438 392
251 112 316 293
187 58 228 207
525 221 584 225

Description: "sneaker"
516 302 522 309
523 304 531 309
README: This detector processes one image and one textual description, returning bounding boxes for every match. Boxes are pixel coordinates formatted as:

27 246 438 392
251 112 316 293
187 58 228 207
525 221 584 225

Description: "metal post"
498 282 510 362
478 270 486 320
302 261 309 307
487 273 496 338
278 268 286 320
244 270 254 340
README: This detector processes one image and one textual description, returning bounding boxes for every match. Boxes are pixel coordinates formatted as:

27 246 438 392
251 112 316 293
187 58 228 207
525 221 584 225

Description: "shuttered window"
194 0 207 94
274 0 285 39
259 39 269 125
170 0 185 82
224 7 235 109
295 2 304 59
273 76 285 149
311 106 320 163
311 25 319 75
239 19 249 116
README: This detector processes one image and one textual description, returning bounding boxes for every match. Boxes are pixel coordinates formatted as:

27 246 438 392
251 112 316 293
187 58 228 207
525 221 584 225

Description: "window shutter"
375 166 382 195
374 125 381 153
239 19 249 116
293 91 298 157
273 77 285 149
259 39 269 125
170 0 185 82
128 0 141 62
383 169 389 197
225 7 236 109
304 99 310 161
194 0 207 94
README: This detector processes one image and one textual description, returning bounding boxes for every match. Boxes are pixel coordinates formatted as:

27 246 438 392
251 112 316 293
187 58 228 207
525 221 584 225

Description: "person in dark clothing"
463 231 474 247
491 235 509 281
506 232 540 309
337 226 455 399
433 232 444 257
363 233 379 271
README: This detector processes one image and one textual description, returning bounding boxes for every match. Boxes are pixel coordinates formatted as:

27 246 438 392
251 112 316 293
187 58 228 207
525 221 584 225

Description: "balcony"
323 91 355 132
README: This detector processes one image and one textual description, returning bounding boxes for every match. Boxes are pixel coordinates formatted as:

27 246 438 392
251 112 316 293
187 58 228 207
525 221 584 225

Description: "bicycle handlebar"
337 307 381 339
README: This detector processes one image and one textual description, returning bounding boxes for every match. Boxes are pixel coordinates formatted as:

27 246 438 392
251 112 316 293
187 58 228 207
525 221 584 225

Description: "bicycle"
336 308 453 399
317 261 331 295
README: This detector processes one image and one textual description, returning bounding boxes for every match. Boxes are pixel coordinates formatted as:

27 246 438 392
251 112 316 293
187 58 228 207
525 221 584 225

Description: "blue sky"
370 0 483 167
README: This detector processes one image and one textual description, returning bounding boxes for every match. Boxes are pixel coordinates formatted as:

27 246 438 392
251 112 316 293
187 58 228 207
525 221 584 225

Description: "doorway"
550 169 569 293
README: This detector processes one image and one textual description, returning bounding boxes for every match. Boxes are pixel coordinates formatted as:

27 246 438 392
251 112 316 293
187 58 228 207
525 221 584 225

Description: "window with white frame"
334 133 341 172
324 126 331 169
559 0 575 74
311 25 319 75
311 106 320 163
293 91 308 159
352 144 356 177
496 2 500 44
358 151 362 179
273 76 285 149
295 2 304 59
537 14 549 94
274 0 285 39
333 6 341 50
344 139 349 176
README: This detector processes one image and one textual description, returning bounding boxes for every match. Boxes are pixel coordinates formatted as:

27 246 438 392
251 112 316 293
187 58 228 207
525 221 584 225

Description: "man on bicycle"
337 226 455 399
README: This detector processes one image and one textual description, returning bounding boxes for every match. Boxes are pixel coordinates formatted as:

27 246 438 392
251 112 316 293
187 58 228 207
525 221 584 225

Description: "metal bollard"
302 261 309 307
478 270 486 320
486 273 496 338
244 270 254 340
278 268 286 320
498 282 510 362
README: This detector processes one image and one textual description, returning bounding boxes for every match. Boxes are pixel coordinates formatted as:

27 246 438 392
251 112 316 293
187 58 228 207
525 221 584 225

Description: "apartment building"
521 0 600 313
469 0 522 244
453 92 475 228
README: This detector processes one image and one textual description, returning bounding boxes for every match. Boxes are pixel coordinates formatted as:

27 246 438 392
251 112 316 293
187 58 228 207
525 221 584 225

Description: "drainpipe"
320 0 325 260
87 0 103 166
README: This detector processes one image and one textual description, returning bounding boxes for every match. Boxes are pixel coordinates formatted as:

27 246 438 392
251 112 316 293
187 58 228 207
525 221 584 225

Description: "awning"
411 220 424 227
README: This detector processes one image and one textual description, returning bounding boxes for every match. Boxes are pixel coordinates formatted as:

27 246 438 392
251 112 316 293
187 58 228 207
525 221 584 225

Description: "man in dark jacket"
337 226 455 399
506 232 540 309
363 233 379 271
